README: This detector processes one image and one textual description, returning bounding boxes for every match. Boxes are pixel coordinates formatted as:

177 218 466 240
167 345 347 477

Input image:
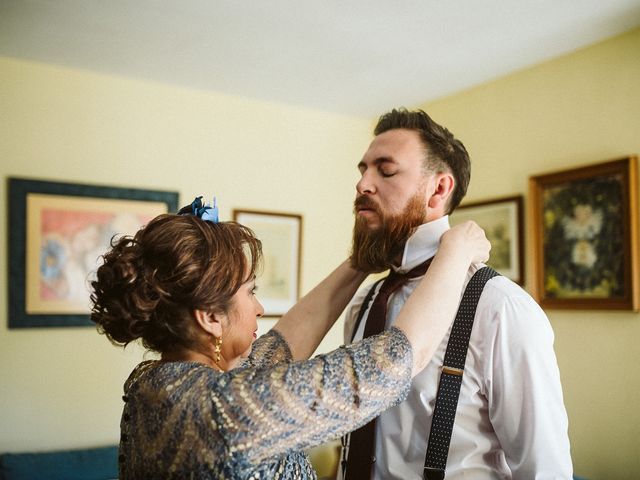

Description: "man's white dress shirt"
341 217 573 479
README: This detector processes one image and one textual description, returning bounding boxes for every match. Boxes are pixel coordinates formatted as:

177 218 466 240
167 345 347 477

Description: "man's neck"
392 216 450 271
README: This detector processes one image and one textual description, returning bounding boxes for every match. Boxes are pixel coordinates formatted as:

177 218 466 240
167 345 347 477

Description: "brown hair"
90 214 262 354
374 108 471 213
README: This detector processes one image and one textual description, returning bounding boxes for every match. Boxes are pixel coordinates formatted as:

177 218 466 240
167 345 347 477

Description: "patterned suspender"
342 267 499 480
423 266 500 480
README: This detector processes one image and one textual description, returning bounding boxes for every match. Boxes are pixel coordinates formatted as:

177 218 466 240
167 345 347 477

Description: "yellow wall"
423 28 640 479
2 27 639 479
0 56 369 452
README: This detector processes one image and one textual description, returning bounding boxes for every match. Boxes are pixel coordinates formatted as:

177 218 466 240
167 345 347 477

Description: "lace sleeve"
213 326 412 466
246 329 293 368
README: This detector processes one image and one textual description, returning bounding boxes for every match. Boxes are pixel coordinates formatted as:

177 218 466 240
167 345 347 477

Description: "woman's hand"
440 221 490 265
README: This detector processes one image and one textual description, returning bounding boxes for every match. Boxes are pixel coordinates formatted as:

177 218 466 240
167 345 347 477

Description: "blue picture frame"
8 178 179 328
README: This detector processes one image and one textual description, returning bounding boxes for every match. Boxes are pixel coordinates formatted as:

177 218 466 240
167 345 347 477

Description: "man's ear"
193 309 224 338
427 173 455 212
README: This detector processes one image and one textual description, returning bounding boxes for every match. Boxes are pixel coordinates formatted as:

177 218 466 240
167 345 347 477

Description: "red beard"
350 194 427 272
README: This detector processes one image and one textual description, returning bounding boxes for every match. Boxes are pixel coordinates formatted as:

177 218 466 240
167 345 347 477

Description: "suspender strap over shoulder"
423 266 499 480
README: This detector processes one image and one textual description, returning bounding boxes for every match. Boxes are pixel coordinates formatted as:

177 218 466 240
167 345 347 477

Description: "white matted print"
233 210 302 317
449 195 524 284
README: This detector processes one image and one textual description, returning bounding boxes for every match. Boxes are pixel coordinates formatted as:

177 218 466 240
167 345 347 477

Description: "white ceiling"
2 0 640 117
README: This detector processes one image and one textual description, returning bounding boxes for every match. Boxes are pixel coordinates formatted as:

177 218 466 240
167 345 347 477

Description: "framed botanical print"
529 156 638 310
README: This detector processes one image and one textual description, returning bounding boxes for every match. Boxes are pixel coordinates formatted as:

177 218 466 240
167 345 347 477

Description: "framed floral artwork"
529 156 638 310
233 209 302 318
450 195 524 285
8 178 179 328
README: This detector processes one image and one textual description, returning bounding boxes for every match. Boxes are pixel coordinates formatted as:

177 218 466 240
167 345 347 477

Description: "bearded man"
340 109 573 480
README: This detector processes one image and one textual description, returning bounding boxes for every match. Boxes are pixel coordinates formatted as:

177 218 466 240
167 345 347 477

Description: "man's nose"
356 172 376 195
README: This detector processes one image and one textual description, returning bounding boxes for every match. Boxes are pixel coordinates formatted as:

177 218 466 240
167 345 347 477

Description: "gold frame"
529 156 638 310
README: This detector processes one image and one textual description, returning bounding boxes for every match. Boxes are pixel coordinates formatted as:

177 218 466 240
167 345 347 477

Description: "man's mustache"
354 196 381 214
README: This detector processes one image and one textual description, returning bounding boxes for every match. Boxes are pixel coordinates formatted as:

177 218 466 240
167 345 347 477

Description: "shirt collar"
394 216 450 273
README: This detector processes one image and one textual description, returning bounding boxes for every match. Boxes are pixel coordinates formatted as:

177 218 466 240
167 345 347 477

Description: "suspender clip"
423 466 445 480
442 365 464 376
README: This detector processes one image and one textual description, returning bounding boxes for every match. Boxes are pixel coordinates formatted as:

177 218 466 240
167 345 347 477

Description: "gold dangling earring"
214 336 223 365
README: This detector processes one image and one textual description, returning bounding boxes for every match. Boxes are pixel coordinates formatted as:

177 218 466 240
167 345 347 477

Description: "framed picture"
529 156 639 310
233 209 302 317
450 195 524 284
8 178 179 328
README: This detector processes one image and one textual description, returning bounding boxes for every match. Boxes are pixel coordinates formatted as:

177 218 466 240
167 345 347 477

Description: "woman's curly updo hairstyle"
90 214 262 353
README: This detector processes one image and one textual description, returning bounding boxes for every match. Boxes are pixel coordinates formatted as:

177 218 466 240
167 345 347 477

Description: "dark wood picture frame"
8 177 179 328
233 209 302 317
450 195 525 285
529 156 639 310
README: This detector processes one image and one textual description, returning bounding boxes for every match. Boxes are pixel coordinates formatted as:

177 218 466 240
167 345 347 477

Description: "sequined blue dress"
118 327 412 479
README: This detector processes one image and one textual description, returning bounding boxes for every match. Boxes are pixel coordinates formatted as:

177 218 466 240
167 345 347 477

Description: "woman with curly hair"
90 197 489 479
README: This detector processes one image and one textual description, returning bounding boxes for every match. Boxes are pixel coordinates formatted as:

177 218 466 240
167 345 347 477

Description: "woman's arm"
272 260 367 361
271 221 488 365
212 327 413 467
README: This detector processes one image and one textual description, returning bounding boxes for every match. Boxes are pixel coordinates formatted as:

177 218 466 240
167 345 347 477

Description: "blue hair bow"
182 196 219 223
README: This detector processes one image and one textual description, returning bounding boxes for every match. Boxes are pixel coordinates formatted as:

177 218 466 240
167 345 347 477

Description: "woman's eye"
381 170 397 178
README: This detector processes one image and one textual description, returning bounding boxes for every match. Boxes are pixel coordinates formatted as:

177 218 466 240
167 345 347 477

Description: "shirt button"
371 455 376 463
